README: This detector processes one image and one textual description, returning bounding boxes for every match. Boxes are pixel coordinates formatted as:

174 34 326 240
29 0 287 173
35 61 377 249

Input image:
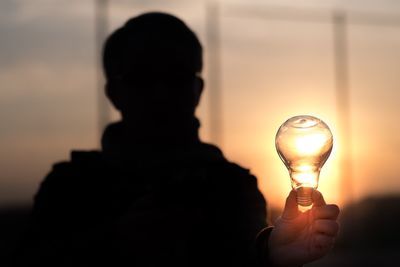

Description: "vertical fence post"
333 10 353 205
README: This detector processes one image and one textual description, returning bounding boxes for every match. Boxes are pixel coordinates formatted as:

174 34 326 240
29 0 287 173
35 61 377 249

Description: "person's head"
103 12 203 127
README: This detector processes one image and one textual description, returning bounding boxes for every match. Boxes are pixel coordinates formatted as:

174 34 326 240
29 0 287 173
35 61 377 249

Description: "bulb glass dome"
275 115 333 206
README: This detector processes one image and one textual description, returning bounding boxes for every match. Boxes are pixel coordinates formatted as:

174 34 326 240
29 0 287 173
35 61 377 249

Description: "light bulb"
275 115 333 207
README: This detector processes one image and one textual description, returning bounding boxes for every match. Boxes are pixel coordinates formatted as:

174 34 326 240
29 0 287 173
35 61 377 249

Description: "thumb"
312 190 326 207
282 190 299 220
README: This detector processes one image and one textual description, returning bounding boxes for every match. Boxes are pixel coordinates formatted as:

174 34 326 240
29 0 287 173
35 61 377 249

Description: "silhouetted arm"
204 165 268 266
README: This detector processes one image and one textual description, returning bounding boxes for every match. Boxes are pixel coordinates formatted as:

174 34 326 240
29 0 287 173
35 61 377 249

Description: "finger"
314 233 335 249
281 190 299 220
313 219 339 236
313 204 340 220
312 190 326 207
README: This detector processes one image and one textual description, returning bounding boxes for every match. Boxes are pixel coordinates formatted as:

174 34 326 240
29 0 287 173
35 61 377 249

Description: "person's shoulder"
201 144 267 218
50 150 103 173
217 161 259 190
36 150 104 195
199 143 257 183
33 150 106 214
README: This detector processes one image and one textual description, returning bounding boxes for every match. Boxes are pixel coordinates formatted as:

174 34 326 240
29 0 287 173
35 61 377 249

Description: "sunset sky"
1 0 400 209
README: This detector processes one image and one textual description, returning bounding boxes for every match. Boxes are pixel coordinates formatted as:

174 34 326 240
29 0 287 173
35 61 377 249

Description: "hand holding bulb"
259 115 340 266
267 190 340 266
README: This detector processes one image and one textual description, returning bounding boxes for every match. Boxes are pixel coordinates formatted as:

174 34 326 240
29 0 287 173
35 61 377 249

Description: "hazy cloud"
0 0 94 69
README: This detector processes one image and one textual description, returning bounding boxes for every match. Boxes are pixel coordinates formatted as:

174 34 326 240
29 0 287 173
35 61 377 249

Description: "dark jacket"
14 123 268 267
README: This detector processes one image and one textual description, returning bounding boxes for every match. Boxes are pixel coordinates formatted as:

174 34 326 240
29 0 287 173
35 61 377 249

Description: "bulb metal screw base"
296 187 314 207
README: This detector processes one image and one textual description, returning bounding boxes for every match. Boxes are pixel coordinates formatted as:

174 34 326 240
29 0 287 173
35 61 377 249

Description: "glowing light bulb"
275 115 333 207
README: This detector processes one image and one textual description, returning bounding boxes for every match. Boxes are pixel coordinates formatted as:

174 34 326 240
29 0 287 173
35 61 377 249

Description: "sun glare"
294 133 330 156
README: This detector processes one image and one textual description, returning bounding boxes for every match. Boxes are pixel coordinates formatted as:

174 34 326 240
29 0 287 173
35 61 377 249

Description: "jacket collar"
101 119 225 169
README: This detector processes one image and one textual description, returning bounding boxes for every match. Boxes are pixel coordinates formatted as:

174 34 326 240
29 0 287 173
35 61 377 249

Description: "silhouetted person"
14 12 340 267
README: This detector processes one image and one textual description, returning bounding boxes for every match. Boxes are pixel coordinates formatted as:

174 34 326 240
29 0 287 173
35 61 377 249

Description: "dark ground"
1 196 399 266
309 195 400 267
